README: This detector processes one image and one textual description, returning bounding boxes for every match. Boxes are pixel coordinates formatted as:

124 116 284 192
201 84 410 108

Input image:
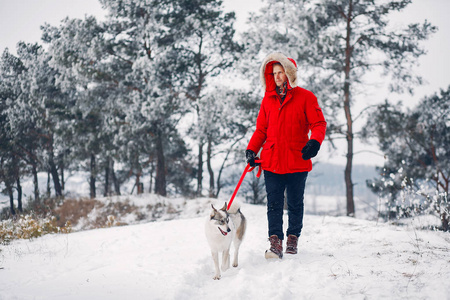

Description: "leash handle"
227 159 262 211
247 159 262 178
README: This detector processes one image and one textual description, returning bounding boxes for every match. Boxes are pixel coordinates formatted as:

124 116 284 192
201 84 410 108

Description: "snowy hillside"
0 197 449 300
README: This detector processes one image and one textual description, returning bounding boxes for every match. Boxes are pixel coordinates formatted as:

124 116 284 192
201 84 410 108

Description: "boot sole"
265 250 282 259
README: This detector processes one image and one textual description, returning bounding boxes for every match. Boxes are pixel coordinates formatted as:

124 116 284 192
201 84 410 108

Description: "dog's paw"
232 262 238 268
213 274 221 280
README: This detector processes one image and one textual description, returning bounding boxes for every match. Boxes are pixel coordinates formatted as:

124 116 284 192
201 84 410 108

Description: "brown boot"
285 234 298 254
265 235 283 259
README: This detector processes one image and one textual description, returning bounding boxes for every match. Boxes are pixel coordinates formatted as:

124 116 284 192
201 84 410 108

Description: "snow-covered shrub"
0 215 72 244
364 87 450 231
53 196 182 231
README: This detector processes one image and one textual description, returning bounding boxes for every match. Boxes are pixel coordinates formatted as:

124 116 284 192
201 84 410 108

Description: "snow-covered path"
1 200 449 299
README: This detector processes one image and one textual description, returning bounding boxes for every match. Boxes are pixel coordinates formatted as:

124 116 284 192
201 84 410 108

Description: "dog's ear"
221 202 227 211
210 204 217 219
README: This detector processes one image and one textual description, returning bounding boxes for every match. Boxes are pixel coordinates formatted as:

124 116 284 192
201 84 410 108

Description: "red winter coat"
247 52 327 174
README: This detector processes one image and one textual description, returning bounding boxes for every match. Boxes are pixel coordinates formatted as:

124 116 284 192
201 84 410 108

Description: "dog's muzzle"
218 227 228 236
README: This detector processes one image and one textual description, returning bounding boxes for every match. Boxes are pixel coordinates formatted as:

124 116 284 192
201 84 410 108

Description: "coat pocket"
260 141 275 168
288 142 305 169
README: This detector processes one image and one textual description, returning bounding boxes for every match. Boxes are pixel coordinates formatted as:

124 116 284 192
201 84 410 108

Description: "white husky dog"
205 201 246 280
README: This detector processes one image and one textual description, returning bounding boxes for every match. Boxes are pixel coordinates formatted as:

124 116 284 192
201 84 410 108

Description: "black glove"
245 149 259 167
301 139 321 160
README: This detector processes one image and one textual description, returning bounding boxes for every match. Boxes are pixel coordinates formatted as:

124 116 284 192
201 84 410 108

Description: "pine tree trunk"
8 185 15 216
32 163 40 205
442 212 449 232
439 184 449 231
104 156 110 197
49 151 62 197
207 137 215 198
136 170 142 194
90 153 96 199
135 154 143 194
344 0 355 217
46 172 51 197
149 160 154 193
16 177 23 213
155 132 167 196
197 141 203 196
59 156 65 193
111 159 121 196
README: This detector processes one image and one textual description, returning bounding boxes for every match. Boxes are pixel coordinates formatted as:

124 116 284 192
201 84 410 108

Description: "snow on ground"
0 197 449 300
0 199 450 300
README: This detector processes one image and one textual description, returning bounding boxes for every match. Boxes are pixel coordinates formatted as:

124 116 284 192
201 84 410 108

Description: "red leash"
227 160 262 211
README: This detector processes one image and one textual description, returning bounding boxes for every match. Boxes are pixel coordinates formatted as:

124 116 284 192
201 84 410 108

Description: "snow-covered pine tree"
363 86 450 231
42 1 197 197
158 0 243 196
99 0 194 196
0 49 26 214
15 42 63 200
41 16 112 199
241 0 436 216
1 42 72 207
193 85 249 197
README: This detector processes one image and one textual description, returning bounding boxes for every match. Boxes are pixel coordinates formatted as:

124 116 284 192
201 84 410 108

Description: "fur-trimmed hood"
260 52 298 93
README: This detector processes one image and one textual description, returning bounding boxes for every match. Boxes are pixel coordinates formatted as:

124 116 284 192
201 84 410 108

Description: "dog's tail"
227 200 242 214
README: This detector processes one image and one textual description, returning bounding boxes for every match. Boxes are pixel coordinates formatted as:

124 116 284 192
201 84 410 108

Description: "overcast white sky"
1 0 448 98
1 0 449 165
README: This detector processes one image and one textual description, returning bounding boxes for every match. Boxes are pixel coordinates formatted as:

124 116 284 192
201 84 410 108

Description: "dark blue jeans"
264 170 308 240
